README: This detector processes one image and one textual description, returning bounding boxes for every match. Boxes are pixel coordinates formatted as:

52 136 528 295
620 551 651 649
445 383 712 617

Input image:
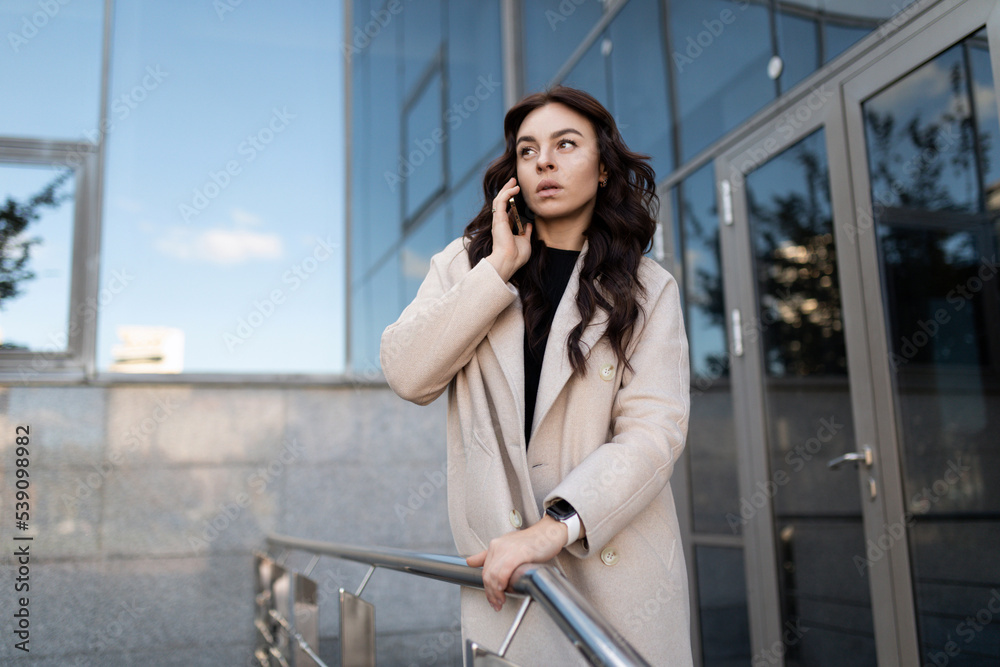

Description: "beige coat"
381 235 692 666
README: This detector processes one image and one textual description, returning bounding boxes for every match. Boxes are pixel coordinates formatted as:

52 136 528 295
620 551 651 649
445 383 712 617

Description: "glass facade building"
2 0 998 664
347 1 1000 665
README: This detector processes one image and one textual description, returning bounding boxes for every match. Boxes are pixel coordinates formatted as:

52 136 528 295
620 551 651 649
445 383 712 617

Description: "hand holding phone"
487 177 532 282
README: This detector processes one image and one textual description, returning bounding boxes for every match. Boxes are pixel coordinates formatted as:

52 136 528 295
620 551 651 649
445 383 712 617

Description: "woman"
380 86 692 666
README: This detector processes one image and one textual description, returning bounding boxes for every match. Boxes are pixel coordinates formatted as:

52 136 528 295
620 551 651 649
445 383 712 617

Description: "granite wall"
0 382 463 665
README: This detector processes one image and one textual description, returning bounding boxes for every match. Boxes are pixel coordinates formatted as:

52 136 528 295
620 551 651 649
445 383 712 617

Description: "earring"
599 179 607 188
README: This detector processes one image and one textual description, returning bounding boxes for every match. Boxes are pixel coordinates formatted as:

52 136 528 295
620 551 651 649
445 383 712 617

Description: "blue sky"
1 0 346 373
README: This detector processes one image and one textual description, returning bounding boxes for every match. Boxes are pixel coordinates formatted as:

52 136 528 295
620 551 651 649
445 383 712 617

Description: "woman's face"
514 102 607 224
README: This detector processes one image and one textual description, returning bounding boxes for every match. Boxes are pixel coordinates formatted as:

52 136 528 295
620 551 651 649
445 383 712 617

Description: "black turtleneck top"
524 246 581 447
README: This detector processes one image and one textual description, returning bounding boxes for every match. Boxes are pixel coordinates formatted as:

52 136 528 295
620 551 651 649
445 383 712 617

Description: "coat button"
509 510 523 529
600 546 619 566
600 363 615 381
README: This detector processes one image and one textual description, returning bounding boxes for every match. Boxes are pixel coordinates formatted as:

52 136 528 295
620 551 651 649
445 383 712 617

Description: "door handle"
827 445 873 470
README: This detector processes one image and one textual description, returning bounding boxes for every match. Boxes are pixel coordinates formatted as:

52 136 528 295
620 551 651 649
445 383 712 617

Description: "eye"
559 139 577 149
519 146 535 157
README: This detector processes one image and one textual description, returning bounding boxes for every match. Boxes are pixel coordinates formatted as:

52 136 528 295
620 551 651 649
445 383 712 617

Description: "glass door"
720 117 889 665
844 15 1000 667
714 3 1000 665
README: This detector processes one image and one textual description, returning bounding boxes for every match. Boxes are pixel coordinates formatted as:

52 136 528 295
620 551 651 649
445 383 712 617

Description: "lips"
536 179 561 196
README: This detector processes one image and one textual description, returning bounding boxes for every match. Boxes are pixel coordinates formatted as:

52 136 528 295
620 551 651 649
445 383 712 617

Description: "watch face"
546 499 576 520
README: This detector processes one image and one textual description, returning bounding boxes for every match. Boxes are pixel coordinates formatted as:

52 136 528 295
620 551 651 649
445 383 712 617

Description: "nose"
536 146 556 172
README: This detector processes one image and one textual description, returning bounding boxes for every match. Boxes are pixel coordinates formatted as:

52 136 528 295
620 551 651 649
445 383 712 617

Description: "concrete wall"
0 382 463 666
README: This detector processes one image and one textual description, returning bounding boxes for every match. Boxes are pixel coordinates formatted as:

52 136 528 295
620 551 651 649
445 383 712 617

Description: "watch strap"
546 500 581 547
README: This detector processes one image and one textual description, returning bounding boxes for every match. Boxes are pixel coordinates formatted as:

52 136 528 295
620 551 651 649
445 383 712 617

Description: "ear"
598 160 608 183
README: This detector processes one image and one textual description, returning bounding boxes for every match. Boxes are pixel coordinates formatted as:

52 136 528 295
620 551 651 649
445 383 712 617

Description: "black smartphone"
507 195 524 235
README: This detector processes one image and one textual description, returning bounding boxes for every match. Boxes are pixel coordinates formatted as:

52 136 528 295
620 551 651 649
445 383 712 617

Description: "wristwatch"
545 499 582 547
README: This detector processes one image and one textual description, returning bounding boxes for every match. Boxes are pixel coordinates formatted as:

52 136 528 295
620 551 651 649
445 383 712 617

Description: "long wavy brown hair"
463 85 658 378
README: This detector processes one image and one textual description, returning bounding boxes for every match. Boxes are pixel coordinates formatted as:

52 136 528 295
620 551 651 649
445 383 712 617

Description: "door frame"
838 1 1000 660
714 66 902 665
708 1 999 664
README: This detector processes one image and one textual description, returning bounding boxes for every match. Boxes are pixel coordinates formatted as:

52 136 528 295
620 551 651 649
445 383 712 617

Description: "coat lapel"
485 291 525 442
529 238 610 443
484 238 611 447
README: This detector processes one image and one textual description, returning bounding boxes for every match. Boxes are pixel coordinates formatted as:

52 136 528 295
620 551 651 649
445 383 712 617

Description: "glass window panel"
370 251 402 373
681 164 727 379
351 277 375 375
402 208 447 305
0 164 75 351
402 0 442 92
562 34 609 110
448 171 489 239
863 33 1000 662
608 0 673 176
824 21 869 63
695 547 751 666
669 0 774 162
404 69 446 221
446 0 504 184
0 0 103 139
677 164 740 535
865 43 979 215
368 26 405 253
523 0 605 94
746 129 876 665
968 30 1000 212
98 1 344 374
351 48 374 279
777 11 818 93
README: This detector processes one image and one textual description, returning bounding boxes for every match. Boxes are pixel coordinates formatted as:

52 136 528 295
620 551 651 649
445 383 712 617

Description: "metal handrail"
266 533 652 667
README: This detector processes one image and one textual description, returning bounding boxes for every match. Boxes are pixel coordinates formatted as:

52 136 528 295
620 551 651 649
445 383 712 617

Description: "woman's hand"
465 515 566 611
486 177 533 282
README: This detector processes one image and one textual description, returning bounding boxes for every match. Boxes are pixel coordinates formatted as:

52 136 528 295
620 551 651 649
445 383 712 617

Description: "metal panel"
254 552 278 652
272 564 293 663
292 574 320 666
339 589 375 667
